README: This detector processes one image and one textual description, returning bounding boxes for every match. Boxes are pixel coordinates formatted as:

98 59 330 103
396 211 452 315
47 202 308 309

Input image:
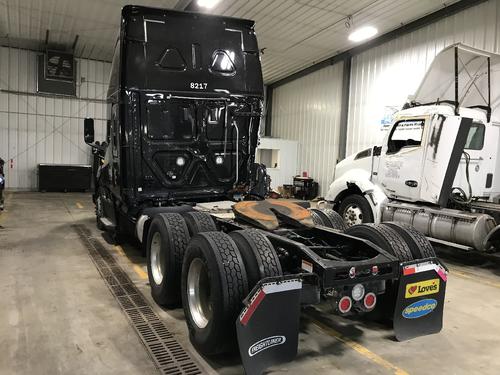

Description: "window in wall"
256 149 280 169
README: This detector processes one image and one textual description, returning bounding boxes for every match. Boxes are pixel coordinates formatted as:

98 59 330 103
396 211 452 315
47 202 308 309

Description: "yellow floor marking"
310 318 410 375
114 245 126 257
132 264 148 280
114 245 148 280
0 192 11 224
449 267 500 289
75 202 84 209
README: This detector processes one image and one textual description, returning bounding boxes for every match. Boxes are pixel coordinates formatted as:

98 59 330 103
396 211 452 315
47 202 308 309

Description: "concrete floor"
1 192 500 375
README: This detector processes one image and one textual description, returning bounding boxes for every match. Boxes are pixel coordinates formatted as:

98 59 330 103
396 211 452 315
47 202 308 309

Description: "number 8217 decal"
190 82 208 90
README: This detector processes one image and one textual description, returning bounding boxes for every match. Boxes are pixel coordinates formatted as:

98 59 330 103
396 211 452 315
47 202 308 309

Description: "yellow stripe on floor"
76 202 84 209
449 267 500 289
310 318 410 375
0 192 11 224
133 264 148 280
114 245 148 280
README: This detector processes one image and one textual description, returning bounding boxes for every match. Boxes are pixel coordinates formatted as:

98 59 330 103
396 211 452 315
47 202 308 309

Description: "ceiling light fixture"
197 0 221 9
348 26 378 42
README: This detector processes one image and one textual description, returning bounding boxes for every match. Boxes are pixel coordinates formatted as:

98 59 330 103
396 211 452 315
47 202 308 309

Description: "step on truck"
326 44 500 252
84 6 448 374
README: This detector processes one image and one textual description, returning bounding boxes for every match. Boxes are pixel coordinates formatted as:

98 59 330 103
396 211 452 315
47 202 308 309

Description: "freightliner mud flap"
393 259 448 341
236 277 302 375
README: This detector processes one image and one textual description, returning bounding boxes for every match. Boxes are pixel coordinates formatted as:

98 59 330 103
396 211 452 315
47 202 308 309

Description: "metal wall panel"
347 0 499 156
271 62 343 195
0 46 110 189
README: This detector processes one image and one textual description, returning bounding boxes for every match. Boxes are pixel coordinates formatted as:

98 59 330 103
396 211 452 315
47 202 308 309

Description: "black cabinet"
38 164 92 192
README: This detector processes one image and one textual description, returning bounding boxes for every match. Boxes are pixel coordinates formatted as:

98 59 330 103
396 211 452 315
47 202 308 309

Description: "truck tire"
147 213 190 308
314 208 347 231
183 211 217 236
229 229 282 289
309 209 328 226
338 194 374 227
182 232 248 355
345 223 413 262
95 187 106 231
381 222 436 259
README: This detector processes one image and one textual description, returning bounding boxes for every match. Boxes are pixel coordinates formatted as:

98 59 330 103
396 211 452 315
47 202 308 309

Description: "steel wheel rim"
344 205 363 226
150 232 164 285
187 258 212 329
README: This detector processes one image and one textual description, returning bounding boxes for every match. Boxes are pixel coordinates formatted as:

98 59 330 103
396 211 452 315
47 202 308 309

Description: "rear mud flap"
393 259 448 341
236 277 302 375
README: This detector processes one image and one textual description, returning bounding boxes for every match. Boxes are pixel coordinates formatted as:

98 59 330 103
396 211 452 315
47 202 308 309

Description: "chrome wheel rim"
344 205 363 226
187 258 212 329
150 232 164 285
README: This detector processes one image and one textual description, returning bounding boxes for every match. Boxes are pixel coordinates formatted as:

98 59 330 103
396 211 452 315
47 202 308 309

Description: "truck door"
377 115 472 206
453 121 498 199
376 117 427 202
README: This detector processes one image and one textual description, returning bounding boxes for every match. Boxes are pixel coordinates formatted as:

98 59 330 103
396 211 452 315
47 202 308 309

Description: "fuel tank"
382 202 498 251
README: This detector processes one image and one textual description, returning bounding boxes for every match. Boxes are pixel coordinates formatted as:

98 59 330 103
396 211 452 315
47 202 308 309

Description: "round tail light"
363 292 377 310
338 296 352 314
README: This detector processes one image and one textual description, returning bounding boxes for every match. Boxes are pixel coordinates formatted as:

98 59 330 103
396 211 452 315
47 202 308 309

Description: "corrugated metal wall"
271 62 344 195
347 0 499 156
0 46 110 189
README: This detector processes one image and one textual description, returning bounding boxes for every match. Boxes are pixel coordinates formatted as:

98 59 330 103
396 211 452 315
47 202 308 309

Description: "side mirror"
84 118 95 144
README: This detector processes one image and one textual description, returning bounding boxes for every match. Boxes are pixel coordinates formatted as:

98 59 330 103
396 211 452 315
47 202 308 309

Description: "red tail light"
363 292 377 310
338 296 352 314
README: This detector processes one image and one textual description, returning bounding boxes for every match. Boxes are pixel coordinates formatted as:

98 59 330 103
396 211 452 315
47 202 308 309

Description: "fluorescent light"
348 26 378 42
197 0 221 9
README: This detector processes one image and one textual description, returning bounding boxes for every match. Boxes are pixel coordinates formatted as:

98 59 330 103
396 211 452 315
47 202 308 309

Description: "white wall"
270 62 344 196
0 46 109 189
346 0 500 156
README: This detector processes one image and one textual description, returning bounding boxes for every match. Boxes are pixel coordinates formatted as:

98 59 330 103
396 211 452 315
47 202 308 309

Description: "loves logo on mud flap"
405 278 440 298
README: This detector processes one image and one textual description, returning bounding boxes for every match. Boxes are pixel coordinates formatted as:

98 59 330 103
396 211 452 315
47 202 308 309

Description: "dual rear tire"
146 212 282 355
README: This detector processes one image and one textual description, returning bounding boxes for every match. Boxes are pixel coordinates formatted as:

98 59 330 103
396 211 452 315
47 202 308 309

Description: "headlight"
351 283 365 301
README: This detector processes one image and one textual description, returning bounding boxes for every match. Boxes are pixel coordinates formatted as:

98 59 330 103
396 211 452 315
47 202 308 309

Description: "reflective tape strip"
239 279 302 326
403 263 447 282
240 289 266 326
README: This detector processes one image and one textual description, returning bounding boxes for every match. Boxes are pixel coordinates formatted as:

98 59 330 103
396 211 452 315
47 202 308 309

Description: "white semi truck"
326 44 500 252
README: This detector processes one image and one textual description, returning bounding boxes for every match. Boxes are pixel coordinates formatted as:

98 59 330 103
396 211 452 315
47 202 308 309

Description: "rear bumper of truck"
236 258 447 375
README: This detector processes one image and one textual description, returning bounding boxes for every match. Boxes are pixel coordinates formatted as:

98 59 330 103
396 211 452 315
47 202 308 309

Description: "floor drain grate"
73 224 203 375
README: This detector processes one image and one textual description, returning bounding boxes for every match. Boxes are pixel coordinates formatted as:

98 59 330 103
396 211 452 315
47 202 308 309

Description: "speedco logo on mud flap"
402 299 437 319
248 335 286 357
405 278 440 298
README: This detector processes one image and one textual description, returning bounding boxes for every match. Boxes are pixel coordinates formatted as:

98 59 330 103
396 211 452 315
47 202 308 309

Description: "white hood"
412 43 500 122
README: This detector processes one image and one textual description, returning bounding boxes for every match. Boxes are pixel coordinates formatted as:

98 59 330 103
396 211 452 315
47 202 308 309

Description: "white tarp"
413 43 500 122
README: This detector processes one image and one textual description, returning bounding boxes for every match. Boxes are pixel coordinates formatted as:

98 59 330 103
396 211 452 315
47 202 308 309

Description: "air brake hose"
450 151 473 205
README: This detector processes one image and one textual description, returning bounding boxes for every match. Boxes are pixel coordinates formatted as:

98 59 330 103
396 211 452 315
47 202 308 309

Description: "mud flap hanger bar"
236 274 317 375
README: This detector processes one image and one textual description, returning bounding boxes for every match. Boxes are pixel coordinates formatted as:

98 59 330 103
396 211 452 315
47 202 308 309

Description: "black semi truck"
84 6 448 374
